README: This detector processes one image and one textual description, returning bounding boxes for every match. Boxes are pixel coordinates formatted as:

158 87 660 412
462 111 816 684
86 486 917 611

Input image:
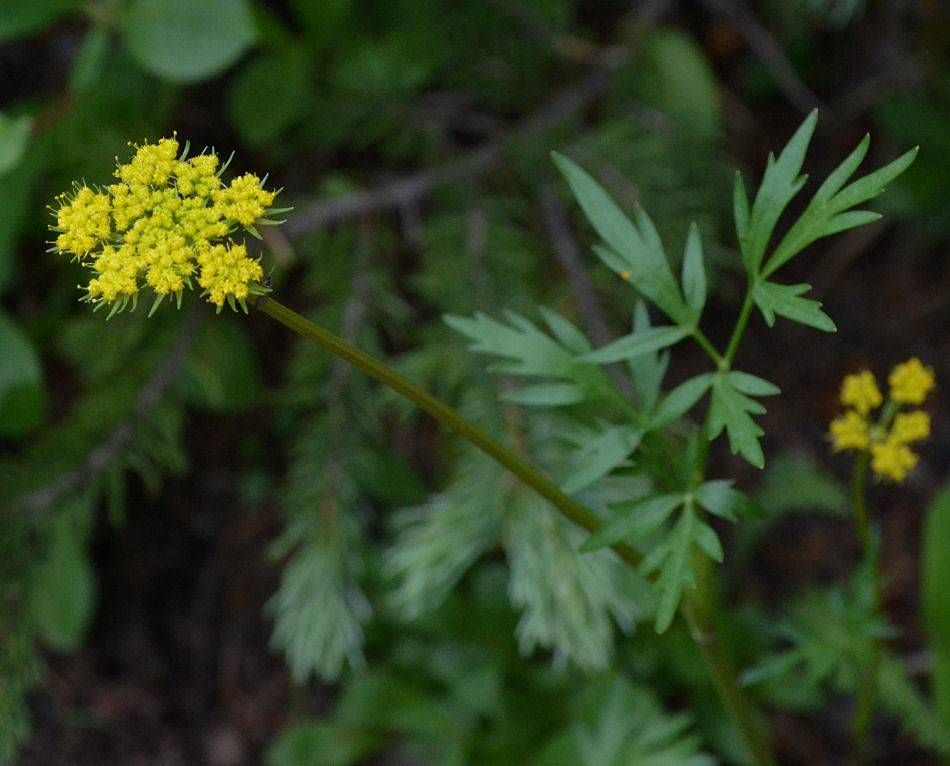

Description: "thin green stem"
251 294 635 558
723 284 757 368
683 598 778 766
690 325 725 368
852 452 871 553
850 449 883 765
252 294 776 766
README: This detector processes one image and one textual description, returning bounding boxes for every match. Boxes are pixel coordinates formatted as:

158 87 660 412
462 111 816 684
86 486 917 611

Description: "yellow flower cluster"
829 359 935 482
50 136 280 315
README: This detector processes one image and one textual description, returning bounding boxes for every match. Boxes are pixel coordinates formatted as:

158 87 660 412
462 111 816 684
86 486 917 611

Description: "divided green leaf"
680 223 707 322
707 377 767 468
752 280 836 332
561 423 643 494
762 135 917 279
741 110 817 275
552 152 690 324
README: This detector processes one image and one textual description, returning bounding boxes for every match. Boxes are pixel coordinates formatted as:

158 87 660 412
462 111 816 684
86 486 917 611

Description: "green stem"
683 597 778 766
252 294 622 553
850 450 882 765
252 294 776 766
852 452 871 553
723 285 757 368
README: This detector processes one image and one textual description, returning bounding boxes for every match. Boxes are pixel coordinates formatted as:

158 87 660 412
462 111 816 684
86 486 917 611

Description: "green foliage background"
2 0 949 763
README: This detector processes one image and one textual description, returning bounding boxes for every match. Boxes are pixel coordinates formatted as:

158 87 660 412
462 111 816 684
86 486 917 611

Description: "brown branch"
284 71 614 237
537 183 614 349
701 0 824 115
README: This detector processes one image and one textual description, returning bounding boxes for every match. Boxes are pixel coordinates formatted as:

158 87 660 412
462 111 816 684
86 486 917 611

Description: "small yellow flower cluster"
829 359 935 482
50 136 281 315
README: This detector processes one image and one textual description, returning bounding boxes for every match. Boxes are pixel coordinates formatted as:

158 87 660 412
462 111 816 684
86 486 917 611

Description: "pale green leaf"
29 528 97 652
539 306 593 354
727 370 781 396
680 223 706 320
628 300 670 414
561 424 643 494
693 479 755 521
652 511 694 633
708 380 766 468
552 153 688 323
650 373 714 429
0 113 33 175
742 110 817 274
580 494 684 551
0 310 46 439
503 382 585 406
581 325 689 365
733 170 750 246
692 518 723 562
763 143 917 278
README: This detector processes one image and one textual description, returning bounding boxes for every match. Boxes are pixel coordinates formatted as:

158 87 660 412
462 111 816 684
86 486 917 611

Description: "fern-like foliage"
743 555 950 755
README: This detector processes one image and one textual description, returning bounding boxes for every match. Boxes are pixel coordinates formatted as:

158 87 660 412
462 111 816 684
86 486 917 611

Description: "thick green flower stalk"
49 136 282 317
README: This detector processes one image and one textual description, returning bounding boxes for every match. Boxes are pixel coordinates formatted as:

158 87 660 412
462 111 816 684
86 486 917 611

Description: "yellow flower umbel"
828 359 935 482
50 136 285 316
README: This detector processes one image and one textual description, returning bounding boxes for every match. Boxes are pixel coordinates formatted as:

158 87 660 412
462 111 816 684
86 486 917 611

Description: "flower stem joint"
49 136 288 317
829 358 936 482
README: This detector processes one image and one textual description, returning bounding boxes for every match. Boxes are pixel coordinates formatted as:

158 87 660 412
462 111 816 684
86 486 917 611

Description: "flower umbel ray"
50 136 283 316
829 359 935 482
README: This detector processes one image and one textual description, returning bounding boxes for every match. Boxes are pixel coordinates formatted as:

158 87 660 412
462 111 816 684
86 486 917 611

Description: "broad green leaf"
922 488 950 735
561 424 643 494
923 490 950 654
708 379 766 468
0 143 45 293
0 310 46 439
122 0 258 82
631 28 722 143
29 526 97 652
581 325 688 365
727 371 781 397
503 382 585 407
763 141 917 278
680 223 706 320
68 26 110 93
580 494 684 551
650 373 714 429
742 110 817 275
552 152 688 323
228 46 312 146
752 280 836 332
0 113 33 175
